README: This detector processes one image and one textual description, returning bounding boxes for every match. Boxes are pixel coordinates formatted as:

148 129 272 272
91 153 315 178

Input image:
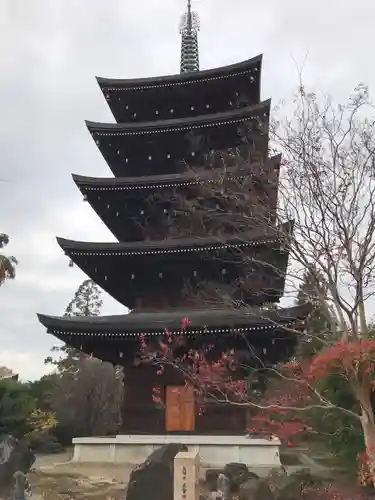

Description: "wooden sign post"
174 451 200 500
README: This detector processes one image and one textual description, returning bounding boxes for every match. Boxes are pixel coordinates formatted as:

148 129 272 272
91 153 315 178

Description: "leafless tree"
271 82 375 477
53 358 123 438
139 82 375 483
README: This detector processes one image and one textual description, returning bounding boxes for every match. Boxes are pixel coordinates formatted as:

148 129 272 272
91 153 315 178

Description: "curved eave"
57 220 293 257
86 100 270 136
37 302 311 337
72 154 281 192
96 55 262 91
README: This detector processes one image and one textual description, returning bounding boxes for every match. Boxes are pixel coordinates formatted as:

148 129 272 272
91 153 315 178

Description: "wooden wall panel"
166 385 195 432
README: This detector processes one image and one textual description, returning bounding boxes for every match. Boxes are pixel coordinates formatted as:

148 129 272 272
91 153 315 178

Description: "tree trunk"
360 407 375 487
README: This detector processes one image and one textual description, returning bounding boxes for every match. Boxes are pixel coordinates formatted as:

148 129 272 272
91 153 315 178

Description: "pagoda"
38 1 310 454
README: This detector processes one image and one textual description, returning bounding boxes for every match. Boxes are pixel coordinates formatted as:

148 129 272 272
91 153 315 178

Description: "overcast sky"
0 0 374 381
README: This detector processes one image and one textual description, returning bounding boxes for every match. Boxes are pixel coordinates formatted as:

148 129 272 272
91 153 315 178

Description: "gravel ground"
30 452 130 500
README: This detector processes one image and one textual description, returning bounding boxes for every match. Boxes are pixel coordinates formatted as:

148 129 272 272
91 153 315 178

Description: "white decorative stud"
131 274 135 279
148 156 152 160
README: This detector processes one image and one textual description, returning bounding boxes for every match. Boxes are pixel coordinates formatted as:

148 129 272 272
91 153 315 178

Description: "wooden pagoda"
37 3 310 438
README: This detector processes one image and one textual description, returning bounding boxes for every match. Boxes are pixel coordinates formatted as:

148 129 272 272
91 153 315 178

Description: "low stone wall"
72 434 281 468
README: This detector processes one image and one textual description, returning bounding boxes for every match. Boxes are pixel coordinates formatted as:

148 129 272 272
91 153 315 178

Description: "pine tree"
64 279 102 317
45 279 103 369
45 280 122 439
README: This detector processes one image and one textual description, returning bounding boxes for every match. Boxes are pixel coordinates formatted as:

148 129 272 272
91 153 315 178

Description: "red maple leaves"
139 319 375 450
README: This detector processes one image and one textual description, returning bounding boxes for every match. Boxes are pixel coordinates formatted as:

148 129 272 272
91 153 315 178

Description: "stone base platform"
72 434 281 468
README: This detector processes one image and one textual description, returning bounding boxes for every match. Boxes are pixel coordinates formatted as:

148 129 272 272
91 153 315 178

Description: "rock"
125 443 187 500
268 467 287 478
217 473 230 499
239 477 275 500
223 462 248 481
10 471 32 500
266 469 320 500
222 463 258 492
0 435 35 497
205 469 224 491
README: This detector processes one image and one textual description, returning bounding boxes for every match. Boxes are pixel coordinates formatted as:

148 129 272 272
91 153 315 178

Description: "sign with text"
173 451 200 500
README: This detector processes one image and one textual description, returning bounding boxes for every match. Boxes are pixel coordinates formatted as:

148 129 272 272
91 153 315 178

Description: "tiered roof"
73 154 281 241
38 303 311 365
87 101 270 177
97 55 261 123
57 221 291 309
38 50 310 350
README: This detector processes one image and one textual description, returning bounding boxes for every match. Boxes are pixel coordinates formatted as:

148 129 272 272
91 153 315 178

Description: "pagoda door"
165 385 195 432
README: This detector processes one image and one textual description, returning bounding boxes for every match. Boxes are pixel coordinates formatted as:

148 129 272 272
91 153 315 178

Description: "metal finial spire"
179 0 200 73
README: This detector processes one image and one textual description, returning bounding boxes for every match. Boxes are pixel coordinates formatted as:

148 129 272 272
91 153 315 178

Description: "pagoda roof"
57 220 291 257
87 100 270 137
88 101 270 177
58 223 291 308
73 155 281 192
97 56 262 123
97 55 262 92
73 157 281 242
37 303 311 338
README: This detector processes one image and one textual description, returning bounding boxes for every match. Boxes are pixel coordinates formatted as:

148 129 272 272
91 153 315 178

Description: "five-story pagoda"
38 1 310 442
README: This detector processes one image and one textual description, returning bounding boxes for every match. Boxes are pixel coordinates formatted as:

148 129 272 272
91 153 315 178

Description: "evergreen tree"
64 279 102 317
0 378 56 439
45 279 122 441
45 279 103 369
